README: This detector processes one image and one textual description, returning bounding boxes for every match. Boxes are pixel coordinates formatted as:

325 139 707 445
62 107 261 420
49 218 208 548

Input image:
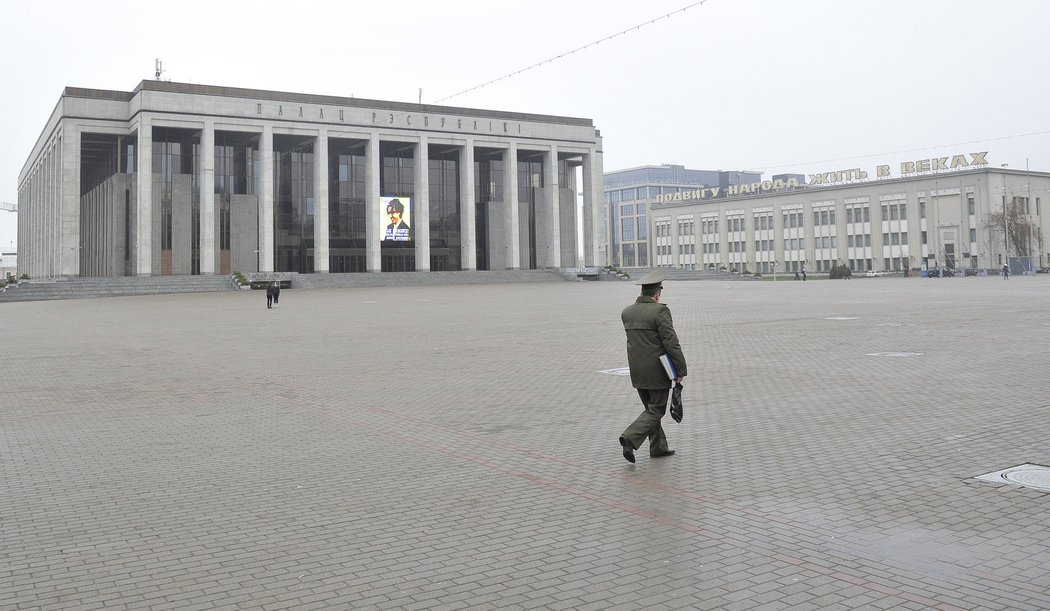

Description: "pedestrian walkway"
1 276 1048 609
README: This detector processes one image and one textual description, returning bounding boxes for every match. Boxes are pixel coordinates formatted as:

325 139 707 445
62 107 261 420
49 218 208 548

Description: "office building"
632 154 1049 275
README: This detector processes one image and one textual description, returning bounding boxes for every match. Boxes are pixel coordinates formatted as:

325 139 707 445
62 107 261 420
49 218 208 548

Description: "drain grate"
599 368 631 376
975 464 1050 493
867 352 923 358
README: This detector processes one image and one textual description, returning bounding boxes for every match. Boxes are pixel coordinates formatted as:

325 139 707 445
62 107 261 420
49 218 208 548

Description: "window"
622 218 635 241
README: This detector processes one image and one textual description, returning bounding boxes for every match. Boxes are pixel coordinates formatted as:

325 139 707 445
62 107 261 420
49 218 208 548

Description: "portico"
18 81 605 279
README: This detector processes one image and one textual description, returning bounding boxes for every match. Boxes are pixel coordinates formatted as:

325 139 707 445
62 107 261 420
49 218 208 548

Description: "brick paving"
1 276 1048 610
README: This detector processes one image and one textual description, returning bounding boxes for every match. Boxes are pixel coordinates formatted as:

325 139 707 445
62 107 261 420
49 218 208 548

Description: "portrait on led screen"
381 196 411 242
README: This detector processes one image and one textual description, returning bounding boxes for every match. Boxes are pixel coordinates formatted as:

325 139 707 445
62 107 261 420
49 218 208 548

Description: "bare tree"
985 196 1040 257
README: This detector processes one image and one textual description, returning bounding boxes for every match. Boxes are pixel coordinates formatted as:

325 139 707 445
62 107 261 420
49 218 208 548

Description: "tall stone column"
582 146 604 267
545 144 561 268
200 120 216 275
414 135 430 271
503 144 520 269
259 125 274 273
314 128 329 273
460 139 476 270
135 117 153 276
366 132 381 272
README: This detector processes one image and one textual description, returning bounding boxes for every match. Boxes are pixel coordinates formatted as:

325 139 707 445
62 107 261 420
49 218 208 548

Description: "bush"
828 264 852 279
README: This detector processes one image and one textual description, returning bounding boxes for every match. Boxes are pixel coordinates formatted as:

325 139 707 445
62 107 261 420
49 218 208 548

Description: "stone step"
0 270 572 303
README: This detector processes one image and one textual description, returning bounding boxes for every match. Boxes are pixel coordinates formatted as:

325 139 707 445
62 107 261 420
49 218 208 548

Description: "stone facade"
18 81 605 278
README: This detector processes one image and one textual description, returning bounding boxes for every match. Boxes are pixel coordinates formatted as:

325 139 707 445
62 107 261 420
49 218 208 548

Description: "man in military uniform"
619 269 687 463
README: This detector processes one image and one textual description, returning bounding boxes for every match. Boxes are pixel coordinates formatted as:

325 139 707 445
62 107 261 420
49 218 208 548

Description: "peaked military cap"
634 268 669 286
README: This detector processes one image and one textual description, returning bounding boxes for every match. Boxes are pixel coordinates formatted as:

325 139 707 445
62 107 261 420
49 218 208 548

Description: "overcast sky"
2 0 1049 252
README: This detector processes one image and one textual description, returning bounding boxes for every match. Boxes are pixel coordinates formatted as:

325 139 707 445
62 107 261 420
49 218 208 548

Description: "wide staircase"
0 275 236 303
617 268 759 282
0 270 574 303
293 269 564 289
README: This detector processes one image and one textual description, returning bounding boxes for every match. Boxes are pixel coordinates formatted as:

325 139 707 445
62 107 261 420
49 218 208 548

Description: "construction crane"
0 201 16 212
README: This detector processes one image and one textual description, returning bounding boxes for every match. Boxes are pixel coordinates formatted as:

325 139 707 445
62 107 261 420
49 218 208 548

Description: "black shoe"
619 436 636 463
652 449 676 458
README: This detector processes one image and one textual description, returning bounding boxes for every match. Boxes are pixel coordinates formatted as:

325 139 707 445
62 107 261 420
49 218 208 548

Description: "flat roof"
61 80 595 127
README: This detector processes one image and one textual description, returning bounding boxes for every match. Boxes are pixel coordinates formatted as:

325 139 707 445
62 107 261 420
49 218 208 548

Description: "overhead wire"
430 1 711 105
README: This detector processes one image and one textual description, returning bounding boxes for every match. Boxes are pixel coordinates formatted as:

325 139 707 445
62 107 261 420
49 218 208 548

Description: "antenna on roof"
154 59 166 81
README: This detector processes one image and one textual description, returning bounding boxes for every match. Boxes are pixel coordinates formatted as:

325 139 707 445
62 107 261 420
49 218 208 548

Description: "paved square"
2 276 1049 610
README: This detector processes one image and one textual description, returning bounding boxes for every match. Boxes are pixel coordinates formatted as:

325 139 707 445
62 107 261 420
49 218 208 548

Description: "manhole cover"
825 317 857 320
975 464 1050 493
599 368 631 376
867 352 924 358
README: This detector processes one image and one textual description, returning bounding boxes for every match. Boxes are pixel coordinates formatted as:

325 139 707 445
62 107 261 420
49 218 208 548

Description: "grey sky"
2 0 1048 251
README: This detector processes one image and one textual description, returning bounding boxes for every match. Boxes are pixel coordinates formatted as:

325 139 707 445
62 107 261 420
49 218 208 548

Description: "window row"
657 243 697 256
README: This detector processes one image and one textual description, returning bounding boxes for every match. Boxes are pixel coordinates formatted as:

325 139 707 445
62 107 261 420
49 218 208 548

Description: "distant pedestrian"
272 282 281 307
265 283 274 309
1002 264 1010 280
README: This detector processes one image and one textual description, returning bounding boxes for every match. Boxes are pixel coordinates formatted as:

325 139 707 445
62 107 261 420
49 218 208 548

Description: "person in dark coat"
273 282 281 307
265 282 274 309
618 269 688 463
1002 264 1010 279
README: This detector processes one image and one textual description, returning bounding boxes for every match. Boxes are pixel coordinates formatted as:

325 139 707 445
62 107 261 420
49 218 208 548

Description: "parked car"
866 270 885 277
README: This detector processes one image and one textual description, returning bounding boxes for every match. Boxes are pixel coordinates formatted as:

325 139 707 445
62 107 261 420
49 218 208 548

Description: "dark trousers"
621 387 671 456
266 295 273 308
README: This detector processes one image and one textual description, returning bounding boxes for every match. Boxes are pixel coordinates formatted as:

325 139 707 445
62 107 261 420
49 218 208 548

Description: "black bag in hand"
670 382 683 423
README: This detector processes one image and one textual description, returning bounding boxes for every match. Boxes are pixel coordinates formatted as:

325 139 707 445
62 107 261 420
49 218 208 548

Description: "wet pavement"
2 275 1048 610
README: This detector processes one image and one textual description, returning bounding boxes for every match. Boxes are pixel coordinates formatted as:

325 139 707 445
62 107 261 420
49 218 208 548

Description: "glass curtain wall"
273 135 315 273
381 144 415 272
214 133 256 274
151 127 199 275
474 152 504 271
518 156 543 269
429 147 461 271
329 140 367 273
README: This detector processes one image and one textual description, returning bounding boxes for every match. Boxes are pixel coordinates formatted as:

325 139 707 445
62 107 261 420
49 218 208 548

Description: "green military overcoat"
621 296 688 389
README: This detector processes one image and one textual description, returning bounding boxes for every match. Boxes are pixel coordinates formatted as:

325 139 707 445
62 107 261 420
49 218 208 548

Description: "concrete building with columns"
616 154 1050 275
17 81 605 279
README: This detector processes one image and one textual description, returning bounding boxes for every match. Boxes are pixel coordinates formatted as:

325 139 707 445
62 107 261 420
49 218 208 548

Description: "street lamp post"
1001 164 1010 269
